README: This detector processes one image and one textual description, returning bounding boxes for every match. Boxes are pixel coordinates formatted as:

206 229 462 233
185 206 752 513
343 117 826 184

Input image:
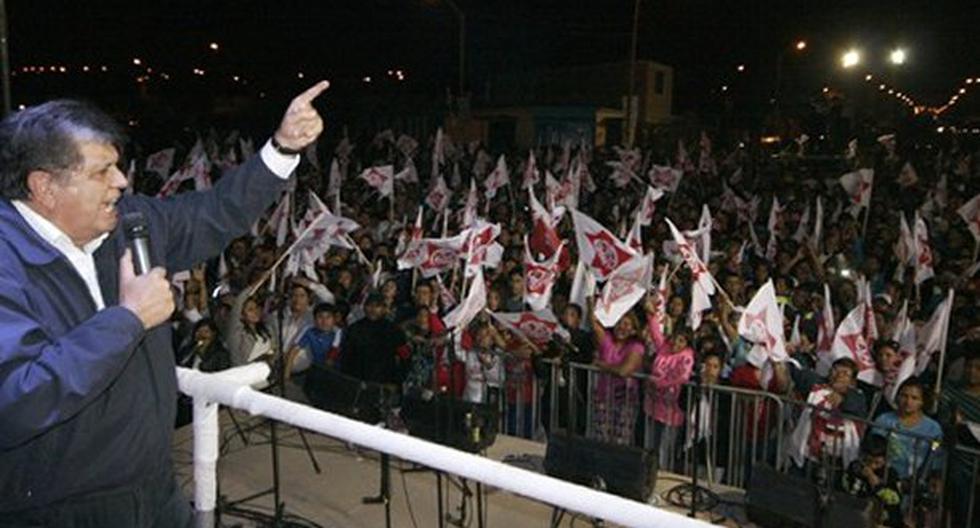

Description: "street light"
841 49 860 68
889 48 906 65
774 38 809 103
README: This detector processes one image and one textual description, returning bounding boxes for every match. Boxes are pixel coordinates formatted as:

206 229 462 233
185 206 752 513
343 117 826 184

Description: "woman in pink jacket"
644 294 695 470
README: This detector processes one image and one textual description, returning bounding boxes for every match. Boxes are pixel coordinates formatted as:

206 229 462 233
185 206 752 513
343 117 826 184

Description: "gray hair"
0 100 125 200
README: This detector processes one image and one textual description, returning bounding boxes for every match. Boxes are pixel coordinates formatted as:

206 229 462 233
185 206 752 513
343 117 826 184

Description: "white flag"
830 304 876 382
792 202 811 243
145 147 176 178
572 209 638 281
443 267 487 330
915 289 954 376
738 280 794 368
569 259 597 310
957 193 980 242
359 165 394 197
839 168 874 214
594 253 653 327
425 174 451 212
484 155 510 199
523 237 565 311
636 185 665 226
394 157 419 183
913 212 935 285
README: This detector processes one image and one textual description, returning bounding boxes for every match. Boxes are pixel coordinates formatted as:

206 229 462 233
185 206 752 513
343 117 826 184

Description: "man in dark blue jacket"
0 80 329 526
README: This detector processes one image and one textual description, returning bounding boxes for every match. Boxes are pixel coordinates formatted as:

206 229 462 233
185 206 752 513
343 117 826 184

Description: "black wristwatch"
270 136 302 156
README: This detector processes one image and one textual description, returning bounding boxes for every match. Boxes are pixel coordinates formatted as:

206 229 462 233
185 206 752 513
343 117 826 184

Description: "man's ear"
26 170 57 210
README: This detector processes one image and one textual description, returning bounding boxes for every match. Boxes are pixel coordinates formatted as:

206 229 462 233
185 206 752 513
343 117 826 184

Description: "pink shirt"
594 333 644 399
645 316 694 426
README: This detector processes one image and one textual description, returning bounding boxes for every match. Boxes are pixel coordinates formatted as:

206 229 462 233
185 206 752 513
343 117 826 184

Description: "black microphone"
122 212 152 275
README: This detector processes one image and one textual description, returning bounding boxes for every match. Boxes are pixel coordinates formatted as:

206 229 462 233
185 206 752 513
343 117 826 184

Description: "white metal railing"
176 364 712 528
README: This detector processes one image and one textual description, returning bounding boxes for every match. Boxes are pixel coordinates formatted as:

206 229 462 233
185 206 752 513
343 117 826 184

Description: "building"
465 60 673 150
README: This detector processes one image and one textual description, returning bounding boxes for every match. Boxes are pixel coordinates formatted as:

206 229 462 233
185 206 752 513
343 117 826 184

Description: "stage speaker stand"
745 463 873 528
543 432 657 526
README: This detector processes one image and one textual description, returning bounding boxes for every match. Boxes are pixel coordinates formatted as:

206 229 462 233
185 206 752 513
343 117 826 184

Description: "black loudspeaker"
543 432 656 502
400 393 499 453
304 366 397 425
746 463 873 528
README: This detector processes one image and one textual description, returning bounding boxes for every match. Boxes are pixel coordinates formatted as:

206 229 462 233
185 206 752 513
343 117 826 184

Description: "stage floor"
172 410 752 527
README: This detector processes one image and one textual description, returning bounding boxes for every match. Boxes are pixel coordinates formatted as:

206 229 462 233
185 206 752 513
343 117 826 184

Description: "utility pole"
0 0 11 116
444 0 465 98
626 0 641 147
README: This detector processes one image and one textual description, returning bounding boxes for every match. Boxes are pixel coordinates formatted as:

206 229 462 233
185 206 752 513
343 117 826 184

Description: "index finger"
293 80 330 106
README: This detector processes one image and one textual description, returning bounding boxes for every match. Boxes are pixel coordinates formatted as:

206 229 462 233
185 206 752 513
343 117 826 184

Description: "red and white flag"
666 217 715 329
488 310 569 348
830 304 876 383
484 155 510 199
957 192 980 242
528 187 570 271
394 157 419 183
915 289 954 376
360 165 394 197
327 158 343 198
738 280 795 368
572 209 638 281
792 202 811 243
462 221 503 276
813 196 824 249
523 237 565 311
815 283 836 375
398 232 468 278
522 150 539 189
877 134 896 159
886 305 918 406
625 210 644 254
145 148 176 178
425 174 452 212
681 205 712 265
461 177 479 228
766 197 783 261
594 253 653 327
443 267 487 330
636 186 665 226
266 191 293 246
649 164 683 192
913 212 935 285
569 259 597 310
839 168 874 214
396 134 419 158
606 160 637 188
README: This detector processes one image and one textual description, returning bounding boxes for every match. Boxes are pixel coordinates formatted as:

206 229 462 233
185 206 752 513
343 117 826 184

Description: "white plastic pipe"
177 366 711 528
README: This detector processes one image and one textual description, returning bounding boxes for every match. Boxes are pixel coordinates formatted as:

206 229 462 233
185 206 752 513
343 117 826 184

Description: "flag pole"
932 289 954 413
342 233 372 267
249 213 331 296
861 204 871 241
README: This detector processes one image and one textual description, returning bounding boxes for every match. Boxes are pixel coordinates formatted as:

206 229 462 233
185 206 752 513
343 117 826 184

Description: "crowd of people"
153 119 979 527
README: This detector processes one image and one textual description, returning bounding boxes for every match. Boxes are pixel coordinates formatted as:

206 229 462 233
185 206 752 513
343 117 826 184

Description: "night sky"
6 0 979 116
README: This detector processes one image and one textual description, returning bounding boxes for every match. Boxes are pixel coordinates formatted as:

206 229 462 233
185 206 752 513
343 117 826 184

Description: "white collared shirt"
12 140 299 311
12 200 110 309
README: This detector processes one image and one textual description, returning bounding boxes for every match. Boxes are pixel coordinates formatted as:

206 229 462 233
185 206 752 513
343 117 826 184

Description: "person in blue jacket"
0 80 329 527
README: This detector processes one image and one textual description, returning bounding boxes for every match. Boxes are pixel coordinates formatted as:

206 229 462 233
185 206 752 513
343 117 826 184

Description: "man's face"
44 141 127 246
510 274 524 296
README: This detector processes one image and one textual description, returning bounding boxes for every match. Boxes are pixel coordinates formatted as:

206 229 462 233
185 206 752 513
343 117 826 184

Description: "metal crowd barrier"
490 357 970 526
